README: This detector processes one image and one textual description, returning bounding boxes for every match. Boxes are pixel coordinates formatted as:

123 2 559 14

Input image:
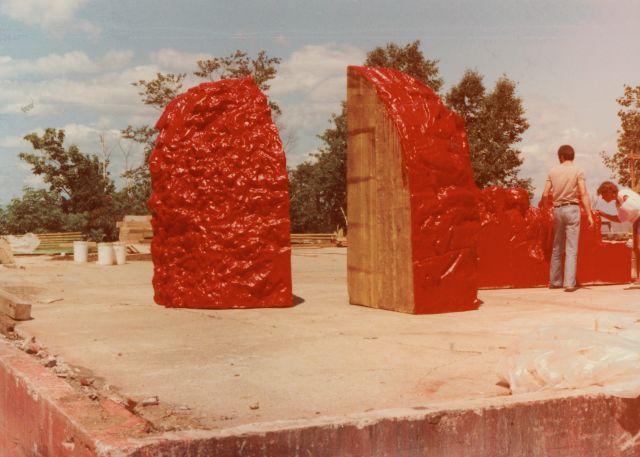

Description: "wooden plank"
346 68 414 313
36 232 83 238
0 314 16 335
0 289 31 320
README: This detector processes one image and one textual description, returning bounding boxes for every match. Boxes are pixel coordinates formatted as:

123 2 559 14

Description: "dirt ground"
1 248 639 432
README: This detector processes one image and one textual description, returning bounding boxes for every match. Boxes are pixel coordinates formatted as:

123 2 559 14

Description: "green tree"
289 104 348 232
446 70 531 191
123 50 282 212
132 72 186 109
20 128 115 213
1 187 87 235
601 84 640 187
19 129 118 240
0 206 7 234
194 50 282 114
289 40 444 233
365 40 443 93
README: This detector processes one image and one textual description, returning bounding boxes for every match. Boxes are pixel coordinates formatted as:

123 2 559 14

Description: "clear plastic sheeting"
1 233 40 254
498 324 640 397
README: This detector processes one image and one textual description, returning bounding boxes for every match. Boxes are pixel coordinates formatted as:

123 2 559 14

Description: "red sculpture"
477 187 630 288
347 66 629 311
149 78 292 309
347 66 481 314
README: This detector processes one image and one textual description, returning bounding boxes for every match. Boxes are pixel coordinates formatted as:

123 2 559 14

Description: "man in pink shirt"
541 145 594 292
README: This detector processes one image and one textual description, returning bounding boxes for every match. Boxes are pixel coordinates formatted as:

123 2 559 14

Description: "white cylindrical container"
73 241 89 264
97 242 114 265
113 242 126 265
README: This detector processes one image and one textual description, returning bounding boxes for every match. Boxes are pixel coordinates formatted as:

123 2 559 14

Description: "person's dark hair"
597 181 618 197
557 144 575 161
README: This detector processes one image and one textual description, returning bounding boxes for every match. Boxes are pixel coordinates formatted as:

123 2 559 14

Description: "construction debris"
0 238 15 264
0 289 31 321
2 234 39 255
117 215 153 244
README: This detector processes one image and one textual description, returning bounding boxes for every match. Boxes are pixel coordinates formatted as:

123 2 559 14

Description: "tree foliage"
132 72 186 109
194 50 282 114
123 50 282 212
601 84 640 188
289 41 444 233
365 40 444 93
446 70 531 191
0 187 87 235
17 129 126 241
290 104 347 232
289 40 531 232
20 128 115 214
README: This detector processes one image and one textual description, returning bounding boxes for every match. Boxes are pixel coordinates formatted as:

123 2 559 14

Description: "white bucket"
113 242 126 265
73 241 89 264
97 242 114 265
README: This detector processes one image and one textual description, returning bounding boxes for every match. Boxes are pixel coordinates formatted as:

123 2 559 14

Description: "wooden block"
0 289 32 320
0 314 16 335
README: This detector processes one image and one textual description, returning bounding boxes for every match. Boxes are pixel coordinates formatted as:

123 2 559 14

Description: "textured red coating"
350 66 480 313
149 78 292 309
477 187 630 288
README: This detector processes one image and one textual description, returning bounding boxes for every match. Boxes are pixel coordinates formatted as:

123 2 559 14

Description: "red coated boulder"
149 78 292 309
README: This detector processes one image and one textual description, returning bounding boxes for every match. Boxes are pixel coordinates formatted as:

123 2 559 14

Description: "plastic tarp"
2 233 41 254
498 321 640 398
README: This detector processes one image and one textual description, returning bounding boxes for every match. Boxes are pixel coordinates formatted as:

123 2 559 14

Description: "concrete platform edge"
0 338 146 457
3 335 640 457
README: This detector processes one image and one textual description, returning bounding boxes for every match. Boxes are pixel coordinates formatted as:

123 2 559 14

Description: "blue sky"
1 0 639 210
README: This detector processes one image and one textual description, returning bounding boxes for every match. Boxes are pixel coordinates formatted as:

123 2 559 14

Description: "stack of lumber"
290 233 338 247
117 215 153 244
34 232 84 254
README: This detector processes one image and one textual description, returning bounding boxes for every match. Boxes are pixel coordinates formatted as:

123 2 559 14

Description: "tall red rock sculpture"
347 66 481 314
149 78 292 309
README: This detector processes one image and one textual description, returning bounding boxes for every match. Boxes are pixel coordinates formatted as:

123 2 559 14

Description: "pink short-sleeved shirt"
546 162 585 207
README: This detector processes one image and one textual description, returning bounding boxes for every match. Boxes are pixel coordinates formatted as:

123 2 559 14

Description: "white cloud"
0 0 98 35
270 44 365 160
519 96 618 197
0 101 57 115
0 50 134 78
0 63 167 125
148 48 212 73
22 173 45 187
270 44 365 96
0 135 28 148
273 35 289 46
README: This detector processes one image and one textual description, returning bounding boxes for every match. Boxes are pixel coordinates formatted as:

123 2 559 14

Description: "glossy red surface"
350 66 628 301
350 66 480 313
149 78 292 308
477 187 551 288
477 187 630 288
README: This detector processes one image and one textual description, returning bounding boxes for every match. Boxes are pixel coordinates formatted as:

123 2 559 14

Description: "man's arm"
540 180 552 208
577 178 594 228
597 211 621 222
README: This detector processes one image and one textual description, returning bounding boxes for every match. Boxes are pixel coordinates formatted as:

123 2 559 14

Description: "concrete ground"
1 248 640 433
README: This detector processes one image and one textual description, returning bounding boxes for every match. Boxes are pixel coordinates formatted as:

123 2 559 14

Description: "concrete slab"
1 248 640 455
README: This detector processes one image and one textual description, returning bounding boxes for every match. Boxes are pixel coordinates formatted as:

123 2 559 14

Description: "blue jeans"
550 205 581 288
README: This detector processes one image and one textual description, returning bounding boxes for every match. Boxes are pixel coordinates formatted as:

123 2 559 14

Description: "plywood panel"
347 69 414 313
